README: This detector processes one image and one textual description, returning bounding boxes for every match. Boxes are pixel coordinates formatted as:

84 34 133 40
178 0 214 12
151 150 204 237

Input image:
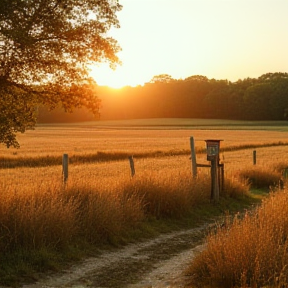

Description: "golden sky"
90 0 288 88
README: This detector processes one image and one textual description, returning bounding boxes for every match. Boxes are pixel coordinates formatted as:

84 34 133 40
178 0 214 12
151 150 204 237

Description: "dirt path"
21 224 209 288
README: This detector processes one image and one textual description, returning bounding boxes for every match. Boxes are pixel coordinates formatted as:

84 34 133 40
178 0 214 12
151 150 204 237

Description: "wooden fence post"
211 158 219 202
128 156 135 177
189 137 197 178
217 164 224 193
253 150 256 165
62 154 68 183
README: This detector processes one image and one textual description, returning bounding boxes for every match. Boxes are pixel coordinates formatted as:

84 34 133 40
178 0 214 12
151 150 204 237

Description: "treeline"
37 105 97 123
38 72 288 122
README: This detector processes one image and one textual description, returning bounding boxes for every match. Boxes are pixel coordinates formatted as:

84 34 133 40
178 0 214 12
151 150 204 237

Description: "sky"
90 0 288 88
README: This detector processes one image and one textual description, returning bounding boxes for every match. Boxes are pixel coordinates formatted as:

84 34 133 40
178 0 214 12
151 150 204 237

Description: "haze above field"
90 0 288 88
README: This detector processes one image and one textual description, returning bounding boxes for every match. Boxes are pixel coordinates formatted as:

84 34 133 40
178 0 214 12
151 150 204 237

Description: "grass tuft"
237 165 283 190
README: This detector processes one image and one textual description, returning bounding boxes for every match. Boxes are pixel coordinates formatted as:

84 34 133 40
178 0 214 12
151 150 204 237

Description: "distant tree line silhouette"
38 72 288 122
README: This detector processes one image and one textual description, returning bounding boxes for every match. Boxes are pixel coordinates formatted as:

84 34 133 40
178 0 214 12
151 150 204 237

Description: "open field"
50 118 288 129
1 145 288 190
1 118 288 210
1 119 288 286
1 119 288 186
1 118 288 159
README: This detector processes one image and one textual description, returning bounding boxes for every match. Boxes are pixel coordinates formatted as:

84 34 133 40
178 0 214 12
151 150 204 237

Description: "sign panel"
205 139 222 161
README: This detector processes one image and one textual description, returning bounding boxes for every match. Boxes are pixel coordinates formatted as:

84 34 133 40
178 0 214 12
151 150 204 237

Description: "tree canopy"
91 72 288 121
149 74 175 84
37 72 288 123
0 0 121 147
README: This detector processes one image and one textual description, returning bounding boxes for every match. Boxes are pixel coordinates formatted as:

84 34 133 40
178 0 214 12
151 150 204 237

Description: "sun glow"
88 0 288 88
89 64 145 89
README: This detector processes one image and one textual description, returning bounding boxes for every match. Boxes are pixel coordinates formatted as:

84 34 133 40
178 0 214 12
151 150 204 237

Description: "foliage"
149 74 176 83
0 82 37 147
85 72 288 122
0 0 121 147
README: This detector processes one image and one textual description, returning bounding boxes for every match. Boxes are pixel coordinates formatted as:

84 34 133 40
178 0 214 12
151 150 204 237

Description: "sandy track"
21 224 208 288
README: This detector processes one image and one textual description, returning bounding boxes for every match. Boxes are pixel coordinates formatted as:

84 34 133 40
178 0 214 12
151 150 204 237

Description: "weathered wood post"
253 150 256 165
128 156 135 177
205 140 222 202
210 159 219 201
219 163 224 192
189 137 197 178
62 154 68 183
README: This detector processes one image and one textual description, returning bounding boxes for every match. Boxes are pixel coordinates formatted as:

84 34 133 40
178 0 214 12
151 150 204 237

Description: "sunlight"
89 0 288 86
89 64 144 88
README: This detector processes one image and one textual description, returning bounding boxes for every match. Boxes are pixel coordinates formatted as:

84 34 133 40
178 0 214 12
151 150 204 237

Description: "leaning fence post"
190 137 197 178
62 154 68 183
253 150 256 165
128 156 135 177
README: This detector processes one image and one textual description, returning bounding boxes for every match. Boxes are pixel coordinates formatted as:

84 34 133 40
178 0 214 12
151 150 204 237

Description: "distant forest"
38 72 288 123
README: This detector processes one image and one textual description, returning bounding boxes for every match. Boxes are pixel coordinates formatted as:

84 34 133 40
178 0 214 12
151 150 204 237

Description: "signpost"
205 140 222 202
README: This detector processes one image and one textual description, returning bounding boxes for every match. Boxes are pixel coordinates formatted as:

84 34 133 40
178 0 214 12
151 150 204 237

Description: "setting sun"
90 56 154 88
90 66 133 88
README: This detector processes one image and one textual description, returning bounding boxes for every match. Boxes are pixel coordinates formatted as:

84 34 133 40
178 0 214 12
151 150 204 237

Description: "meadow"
1 118 288 286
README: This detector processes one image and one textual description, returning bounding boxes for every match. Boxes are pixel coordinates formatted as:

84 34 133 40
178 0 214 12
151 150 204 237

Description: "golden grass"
0 165 213 251
0 141 255 253
1 123 288 172
1 123 288 159
1 122 288 285
187 185 288 288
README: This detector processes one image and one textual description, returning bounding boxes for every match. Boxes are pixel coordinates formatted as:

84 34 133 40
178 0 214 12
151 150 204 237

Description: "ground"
21 224 208 288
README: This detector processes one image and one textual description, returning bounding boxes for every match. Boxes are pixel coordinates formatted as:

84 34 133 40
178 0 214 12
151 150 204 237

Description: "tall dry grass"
0 150 253 256
187 181 288 288
0 130 286 255
1 124 288 285
237 165 284 190
0 168 215 253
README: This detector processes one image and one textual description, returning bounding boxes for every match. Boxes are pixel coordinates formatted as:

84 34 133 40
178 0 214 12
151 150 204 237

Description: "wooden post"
253 150 256 165
62 154 68 183
211 158 219 202
219 164 224 193
189 137 197 178
128 156 135 177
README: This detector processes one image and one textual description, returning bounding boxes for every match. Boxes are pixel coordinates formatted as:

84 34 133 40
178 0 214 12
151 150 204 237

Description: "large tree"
0 0 121 147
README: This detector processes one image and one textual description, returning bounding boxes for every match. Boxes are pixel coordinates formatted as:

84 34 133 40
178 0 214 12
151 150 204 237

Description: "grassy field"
1 119 288 287
1 118 288 158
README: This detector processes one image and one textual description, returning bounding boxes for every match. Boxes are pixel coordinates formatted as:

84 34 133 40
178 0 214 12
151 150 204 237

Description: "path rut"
21 224 208 288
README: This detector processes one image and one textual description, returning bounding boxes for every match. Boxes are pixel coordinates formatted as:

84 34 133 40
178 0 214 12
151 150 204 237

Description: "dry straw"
1 125 288 285
188 182 288 288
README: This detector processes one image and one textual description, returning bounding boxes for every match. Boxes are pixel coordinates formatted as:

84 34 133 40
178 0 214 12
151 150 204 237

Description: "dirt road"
21 224 208 288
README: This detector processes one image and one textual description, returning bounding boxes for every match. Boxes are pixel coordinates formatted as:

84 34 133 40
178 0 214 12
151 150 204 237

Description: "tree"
184 75 208 82
149 74 175 84
243 83 272 120
0 0 121 147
